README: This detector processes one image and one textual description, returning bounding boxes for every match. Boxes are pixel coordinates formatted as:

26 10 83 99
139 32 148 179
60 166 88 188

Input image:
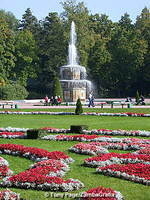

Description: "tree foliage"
0 2 150 100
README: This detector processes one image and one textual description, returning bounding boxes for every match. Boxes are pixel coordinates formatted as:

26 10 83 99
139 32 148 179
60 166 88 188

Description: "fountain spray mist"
60 21 92 102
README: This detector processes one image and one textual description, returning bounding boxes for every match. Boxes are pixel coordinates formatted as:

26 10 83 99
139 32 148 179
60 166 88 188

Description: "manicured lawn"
0 108 150 200
1 114 150 130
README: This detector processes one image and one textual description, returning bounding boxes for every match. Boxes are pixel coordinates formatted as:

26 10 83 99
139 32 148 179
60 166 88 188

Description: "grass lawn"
0 108 150 200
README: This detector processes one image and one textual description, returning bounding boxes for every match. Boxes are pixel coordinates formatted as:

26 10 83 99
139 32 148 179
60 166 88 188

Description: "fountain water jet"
60 21 91 102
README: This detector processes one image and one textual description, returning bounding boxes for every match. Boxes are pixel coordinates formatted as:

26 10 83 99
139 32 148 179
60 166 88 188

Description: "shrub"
27 129 47 139
70 125 88 133
75 98 83 115
27 129 39 139
53 76 63 99
0 83 28 100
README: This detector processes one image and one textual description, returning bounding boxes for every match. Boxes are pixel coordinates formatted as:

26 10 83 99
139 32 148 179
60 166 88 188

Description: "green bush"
53 76 63 99
27 129 39 139
27 129 47 139
0 83 28 100
75 98 83 115
70 125 89 133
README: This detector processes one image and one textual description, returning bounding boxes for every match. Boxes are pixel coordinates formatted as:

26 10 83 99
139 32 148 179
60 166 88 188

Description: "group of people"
44 95 62 106
126 95 145 105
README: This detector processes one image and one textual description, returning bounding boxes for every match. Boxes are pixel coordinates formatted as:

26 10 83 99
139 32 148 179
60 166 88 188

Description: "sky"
0 0 149 22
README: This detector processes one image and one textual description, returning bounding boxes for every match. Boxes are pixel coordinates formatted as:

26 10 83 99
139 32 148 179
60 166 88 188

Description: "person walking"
88 93 95 107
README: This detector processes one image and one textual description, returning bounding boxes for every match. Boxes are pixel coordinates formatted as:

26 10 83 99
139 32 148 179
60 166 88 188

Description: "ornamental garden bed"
0 108 149 200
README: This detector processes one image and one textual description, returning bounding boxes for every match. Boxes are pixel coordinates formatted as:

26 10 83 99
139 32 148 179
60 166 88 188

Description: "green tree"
53 76 63 98
88 39 112 96
75 98 83 115
0 82 28 100
14 29 38 86
135 7 150 96
19 8 38 33
0 17 15 80
0 10 18 31
118 13 133 30
37 12 66 95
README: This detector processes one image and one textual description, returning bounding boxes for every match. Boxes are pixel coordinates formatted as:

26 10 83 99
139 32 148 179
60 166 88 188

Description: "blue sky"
0 0 149 22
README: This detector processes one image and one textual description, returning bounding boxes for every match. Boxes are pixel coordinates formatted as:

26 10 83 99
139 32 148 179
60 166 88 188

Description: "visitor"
139 95 145 105
50 96 54 106
125 97 132 102
57 96 62 105
54 96 58 105
88 92 95 107
44 95 49 106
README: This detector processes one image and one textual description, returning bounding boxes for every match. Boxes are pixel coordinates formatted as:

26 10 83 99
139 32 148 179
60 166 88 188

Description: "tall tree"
88 38 112 96
108 26 147 97
14 29 38 86
0 17 15 80
19 8 38 33
61 0 94 66
0 10 18 31
135 7 150 95
37 12 66 95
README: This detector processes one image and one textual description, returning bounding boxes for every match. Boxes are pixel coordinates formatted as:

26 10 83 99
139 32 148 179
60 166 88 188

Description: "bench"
108 101 133 108
0 101 18 109
96 102 107 108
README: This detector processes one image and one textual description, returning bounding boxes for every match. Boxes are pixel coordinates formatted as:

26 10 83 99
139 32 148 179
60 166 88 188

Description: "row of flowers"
1 171 84 191
134 148 150 155
0 110 150 117
42 134 150 145
0 157 13 179
42 126 150 137
69 143 109 156
0 143 74 163
0 189 20 200
0 131 25 139
96 163 150 185
69 141 150 156
84 152 150 167
1 126 150 137
78 186 124 200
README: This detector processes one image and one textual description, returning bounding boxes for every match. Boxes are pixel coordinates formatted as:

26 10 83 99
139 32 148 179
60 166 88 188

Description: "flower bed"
0 144 85 192
0 156 9 166
0 111 150 117
0 157 13 179
0 127 28 132
0 131 25 139
41 127 150 137
84 129 150 137
0 166 13 178
133 148 150 155
0 189 20 200
69 143 109 155
30 159 69 177
97 163 150 185
30 159 69 171
42 134 111 142
1 171 84 191
84 152 150 167
78 186 124 200
0 144 74 163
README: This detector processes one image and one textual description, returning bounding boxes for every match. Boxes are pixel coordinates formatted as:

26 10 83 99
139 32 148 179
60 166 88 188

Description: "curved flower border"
0 189 20 200
97 163 150 185
0 144 84 192
0 110 150 117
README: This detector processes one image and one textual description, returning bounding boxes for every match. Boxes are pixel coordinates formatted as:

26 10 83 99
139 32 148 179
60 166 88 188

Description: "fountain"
60 21 91 102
